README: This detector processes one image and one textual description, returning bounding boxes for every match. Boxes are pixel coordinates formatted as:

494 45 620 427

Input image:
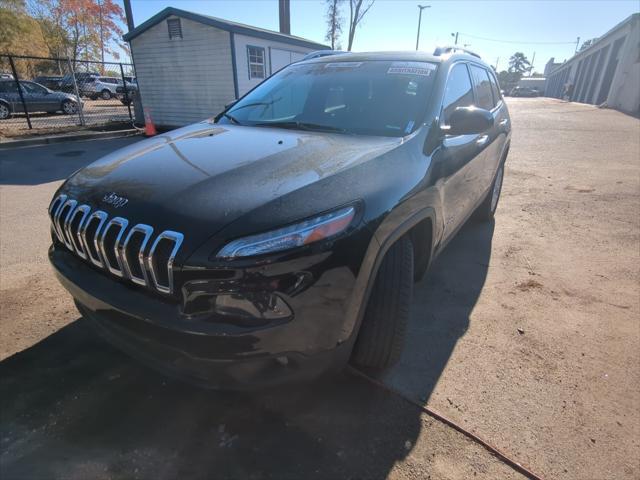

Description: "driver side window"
441 63 474 125
21 82 46 94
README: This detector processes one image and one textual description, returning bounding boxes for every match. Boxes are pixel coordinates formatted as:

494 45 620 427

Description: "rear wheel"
62 99 77 115
475 163 504 221
0 102 10 120
351 236 414 370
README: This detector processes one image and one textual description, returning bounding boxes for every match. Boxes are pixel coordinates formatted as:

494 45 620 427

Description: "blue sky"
125 0 639 72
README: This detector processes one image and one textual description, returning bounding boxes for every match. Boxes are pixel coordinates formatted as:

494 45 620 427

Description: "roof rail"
433 46 481 59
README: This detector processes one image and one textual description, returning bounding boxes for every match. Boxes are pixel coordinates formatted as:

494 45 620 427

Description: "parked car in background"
59 72 100 93
48 50 511 389
0 79 81 119
82 76 135 100
115 82 138 105
510 86 541 97
33 75 63 90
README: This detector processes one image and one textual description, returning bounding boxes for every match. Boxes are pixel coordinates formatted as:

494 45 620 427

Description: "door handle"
476 135 489 147
499 118 509 127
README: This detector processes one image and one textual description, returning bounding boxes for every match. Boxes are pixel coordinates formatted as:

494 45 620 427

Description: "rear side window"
469 65 495 110
488 71 501 104
0 82 18 93
441 63 474 124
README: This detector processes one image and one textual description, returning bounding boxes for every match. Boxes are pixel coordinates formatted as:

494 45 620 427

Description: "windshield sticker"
387 61 436 76
404 120 415 134
324 62 363 68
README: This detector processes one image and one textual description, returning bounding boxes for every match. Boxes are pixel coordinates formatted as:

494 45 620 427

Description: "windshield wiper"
253 121 346 133
229 97 282 113
223 112 242 125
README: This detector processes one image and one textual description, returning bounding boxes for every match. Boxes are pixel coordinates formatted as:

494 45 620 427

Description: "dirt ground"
0 98 638 479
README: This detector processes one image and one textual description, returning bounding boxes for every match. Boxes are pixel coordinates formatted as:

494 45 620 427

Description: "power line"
458 32 577 45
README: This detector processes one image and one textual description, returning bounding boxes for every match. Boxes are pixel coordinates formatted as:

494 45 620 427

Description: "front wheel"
61 100 78 115
475 163 504 221
351 236 414 370
0 102 10 120
101 89 112 100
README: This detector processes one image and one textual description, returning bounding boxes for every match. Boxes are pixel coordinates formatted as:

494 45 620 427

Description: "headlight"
217 206 355 258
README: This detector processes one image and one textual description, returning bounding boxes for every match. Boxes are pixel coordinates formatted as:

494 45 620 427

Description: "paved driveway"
1 99 638 479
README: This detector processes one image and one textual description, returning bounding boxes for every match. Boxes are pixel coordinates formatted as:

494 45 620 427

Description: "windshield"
221 60 438 137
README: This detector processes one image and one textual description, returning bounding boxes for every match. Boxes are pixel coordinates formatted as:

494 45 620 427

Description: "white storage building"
123 7 328 128
545 13 639 115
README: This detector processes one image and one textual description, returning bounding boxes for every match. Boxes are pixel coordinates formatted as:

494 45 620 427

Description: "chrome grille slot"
122 224 154 286
56 199 77 250
81 211 108 267
99 217 129 277
49 195 184 295
146 231 184 294
66 204 90 259
48 194 67 242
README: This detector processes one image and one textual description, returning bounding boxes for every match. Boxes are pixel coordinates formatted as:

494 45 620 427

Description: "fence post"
119 63 133 122
67 58 85 126
8 55 32 130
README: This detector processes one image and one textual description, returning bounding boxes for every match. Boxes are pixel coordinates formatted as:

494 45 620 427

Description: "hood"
62 121 402 250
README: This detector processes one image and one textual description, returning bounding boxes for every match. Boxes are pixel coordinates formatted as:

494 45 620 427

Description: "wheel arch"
0 98 12 112
341 206 437 348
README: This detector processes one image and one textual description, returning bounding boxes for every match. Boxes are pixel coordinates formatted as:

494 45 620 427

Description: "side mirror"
447 106 494 136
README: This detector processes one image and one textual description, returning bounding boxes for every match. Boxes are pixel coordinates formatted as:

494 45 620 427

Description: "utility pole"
451 32 459 45
415 5 431 51
495 57 500 71
529 51 536 76
98 0 104 74
123 0 135 32
279 0 291 35
574 36 580 54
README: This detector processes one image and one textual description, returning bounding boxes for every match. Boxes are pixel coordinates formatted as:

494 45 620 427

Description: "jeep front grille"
49 194 184 295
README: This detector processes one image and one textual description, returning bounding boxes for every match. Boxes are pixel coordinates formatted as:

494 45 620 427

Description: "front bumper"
49 246 358 389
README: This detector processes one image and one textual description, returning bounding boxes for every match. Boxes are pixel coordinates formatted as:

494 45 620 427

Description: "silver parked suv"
82 77 126 100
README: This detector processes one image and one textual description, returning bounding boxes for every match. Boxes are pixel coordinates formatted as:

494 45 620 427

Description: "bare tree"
324 0 342 50
346 0 374 51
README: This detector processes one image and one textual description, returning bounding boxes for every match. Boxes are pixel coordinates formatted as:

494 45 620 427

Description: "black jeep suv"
49 49 511 389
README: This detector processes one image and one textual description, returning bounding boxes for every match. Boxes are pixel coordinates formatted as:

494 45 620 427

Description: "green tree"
346 0 375 51
0 0 49 57
497 70 521 92
27 0 124 68
508 52 531 74
324 0 343 50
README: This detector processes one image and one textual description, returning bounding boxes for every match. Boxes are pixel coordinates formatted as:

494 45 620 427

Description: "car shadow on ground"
0 219 493 479
383 219 495 402
0 320 424 479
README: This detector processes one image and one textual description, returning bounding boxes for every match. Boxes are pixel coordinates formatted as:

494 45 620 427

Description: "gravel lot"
0 98 638 479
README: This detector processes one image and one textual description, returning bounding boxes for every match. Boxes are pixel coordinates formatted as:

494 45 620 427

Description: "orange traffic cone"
144 109 157 137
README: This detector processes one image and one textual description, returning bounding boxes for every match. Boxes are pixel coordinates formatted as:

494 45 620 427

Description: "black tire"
474 162 505 221
0 101 10 120
61 99 77 115
351 235 414 370
101 89 112 100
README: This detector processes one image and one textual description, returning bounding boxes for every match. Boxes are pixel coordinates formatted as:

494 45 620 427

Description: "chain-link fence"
0 54 137 135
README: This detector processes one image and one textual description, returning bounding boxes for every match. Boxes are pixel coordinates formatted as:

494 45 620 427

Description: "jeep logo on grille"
102 192 129 208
